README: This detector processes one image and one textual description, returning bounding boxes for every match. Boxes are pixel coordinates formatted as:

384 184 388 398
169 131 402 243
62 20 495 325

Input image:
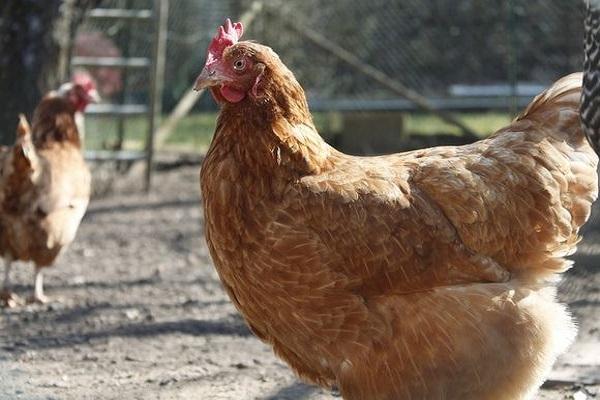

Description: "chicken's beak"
194 67 226 91
87 89 101 104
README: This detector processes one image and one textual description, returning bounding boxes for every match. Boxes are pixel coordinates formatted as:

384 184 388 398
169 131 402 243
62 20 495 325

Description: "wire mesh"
74 0 586 152
251 1 584 101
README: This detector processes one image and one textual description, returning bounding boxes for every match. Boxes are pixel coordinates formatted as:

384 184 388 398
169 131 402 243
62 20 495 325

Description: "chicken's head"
58 71 101 112
194 19 267 104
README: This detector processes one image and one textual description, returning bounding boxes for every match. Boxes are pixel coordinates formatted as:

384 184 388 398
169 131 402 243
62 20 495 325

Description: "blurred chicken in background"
0 75 97 307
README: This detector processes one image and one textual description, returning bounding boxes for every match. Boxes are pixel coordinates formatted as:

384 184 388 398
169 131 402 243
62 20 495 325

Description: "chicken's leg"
28 266 49 304
0 258 22 307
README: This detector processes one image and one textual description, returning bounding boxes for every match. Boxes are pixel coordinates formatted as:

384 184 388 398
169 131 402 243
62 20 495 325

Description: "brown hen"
0 76 97 306
196 20 598 400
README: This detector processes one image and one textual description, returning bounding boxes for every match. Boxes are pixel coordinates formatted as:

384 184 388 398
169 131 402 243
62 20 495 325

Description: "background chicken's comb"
72 71 96 91
206 19 244 65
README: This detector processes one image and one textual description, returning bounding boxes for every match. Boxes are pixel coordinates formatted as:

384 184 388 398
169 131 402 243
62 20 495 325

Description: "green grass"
84 113 217 152
83 111 513 153
403 111 512 138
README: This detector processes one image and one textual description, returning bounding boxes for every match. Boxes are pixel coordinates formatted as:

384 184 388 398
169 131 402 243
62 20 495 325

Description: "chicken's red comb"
72 71 96 92
206 19 244 67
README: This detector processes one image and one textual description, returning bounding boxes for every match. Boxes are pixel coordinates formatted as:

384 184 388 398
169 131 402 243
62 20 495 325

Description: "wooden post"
145 0 169 191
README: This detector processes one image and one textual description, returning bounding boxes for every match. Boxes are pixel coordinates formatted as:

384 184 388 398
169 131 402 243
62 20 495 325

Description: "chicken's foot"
0 258 23 307
0 290 23 308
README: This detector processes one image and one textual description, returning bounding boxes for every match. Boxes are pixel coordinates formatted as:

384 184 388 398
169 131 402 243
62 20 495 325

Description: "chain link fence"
75 0 586 152
256 1 582 99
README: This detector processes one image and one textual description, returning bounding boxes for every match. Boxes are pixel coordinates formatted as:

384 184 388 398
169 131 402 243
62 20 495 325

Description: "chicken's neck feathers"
213 72 335 178
32 97 81 149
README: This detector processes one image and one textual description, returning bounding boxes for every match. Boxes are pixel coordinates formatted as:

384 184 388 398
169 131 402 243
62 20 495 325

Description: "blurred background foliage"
0 0 100 144
0 0 586 152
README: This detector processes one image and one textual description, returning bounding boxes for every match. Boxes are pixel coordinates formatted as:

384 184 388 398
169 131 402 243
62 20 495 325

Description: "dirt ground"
0 164 599 400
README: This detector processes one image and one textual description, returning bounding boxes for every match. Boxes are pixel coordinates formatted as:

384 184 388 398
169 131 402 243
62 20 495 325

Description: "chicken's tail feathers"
511 73 590 151
16 114 31 140
582 0 600 155
517 73 582 124
14 114 36 166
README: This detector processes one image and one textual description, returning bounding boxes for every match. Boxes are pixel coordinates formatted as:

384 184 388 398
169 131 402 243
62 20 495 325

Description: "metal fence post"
507 0 519 117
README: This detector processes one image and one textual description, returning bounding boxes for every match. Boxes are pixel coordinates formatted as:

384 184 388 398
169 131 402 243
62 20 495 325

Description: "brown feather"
31 94 82 149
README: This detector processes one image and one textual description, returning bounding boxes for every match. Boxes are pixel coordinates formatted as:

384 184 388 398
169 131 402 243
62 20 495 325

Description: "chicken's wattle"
220 85 245 103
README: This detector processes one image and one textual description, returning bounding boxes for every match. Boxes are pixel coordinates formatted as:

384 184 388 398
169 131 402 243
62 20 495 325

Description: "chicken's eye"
233 58 246 71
